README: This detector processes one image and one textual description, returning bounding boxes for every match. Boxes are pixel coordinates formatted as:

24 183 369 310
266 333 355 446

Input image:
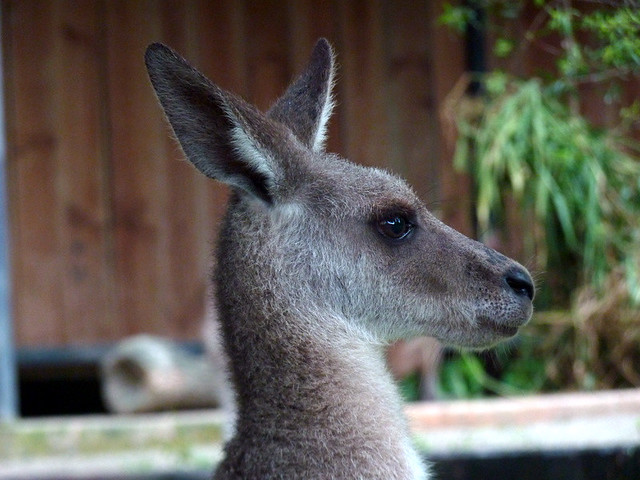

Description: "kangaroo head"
145 39 533 350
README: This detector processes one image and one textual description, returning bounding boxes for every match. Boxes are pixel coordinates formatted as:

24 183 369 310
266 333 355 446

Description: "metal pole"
0 8 18 421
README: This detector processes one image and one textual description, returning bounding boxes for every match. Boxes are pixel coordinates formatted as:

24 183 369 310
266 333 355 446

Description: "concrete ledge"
409 389 640 455
407 389 640 428
1 389 639 478
0 411 226 478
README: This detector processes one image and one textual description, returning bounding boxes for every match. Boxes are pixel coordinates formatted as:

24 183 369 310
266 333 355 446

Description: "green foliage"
438 3 477 33
545 6 640 87
398 371 422 402
435 272 640 399
436 286 640 398
443 2 640 89
437 353 487 399
493 38 515 58
580 9 640 70
454 77 640 298
436 338 548 399
533 273 640 391
442 0 640 301
436 1 640 397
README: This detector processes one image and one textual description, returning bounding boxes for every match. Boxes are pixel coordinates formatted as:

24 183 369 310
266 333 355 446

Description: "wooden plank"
51 0 116 344
4 0 64 346
192 0 246 230
157 1 208 340
194 0 248 95
190 0 244 307
336 0 389 168
3 0 479 348
427 0 472 235
623 79 640 142
244 0 291 110
286 0 344 155
106 0 168 338
385 0 440 203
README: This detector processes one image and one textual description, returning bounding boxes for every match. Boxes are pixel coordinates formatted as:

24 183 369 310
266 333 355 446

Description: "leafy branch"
441 0 640 302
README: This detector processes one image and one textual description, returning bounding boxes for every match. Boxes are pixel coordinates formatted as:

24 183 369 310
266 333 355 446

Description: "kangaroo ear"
267 38 336 153
145 43 292 203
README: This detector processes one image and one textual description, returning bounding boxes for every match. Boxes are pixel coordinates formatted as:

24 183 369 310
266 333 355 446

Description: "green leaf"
438 4 474 33
494 38 515 58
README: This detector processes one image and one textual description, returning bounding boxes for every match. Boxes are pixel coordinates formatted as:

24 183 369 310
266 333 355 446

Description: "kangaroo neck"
217 308 427 480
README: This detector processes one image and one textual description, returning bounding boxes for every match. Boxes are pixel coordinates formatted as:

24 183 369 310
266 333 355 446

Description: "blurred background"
3 0 468 416
1 0 639 479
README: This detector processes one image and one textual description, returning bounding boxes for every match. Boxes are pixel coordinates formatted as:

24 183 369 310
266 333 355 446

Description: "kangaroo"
145 38 534 480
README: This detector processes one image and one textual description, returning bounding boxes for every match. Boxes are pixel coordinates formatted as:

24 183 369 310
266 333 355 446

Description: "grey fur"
145 39 534 480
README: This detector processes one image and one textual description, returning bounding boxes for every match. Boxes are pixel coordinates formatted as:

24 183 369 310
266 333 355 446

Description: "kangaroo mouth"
477 317 520 339
440 314 527 350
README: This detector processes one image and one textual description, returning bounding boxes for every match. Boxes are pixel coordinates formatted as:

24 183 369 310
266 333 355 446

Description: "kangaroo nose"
504 267 535 301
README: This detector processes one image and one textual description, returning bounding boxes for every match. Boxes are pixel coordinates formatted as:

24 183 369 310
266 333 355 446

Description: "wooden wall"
2 0 466 348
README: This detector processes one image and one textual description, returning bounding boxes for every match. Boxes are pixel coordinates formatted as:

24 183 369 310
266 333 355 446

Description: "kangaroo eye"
377 215 414 240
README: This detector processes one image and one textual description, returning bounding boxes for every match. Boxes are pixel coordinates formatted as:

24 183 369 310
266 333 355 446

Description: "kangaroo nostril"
504 267 535 301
